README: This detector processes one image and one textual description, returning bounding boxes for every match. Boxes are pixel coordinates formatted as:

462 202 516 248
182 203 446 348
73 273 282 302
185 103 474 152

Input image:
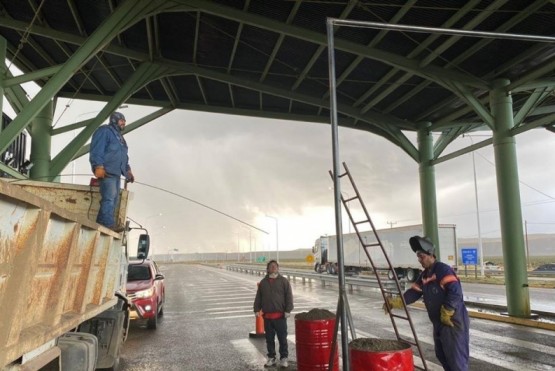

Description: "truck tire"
314 263 320 273
406 269 419 282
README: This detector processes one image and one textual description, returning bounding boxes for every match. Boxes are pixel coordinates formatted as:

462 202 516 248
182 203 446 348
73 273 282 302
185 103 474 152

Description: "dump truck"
0 178 150 370
312 224 457 282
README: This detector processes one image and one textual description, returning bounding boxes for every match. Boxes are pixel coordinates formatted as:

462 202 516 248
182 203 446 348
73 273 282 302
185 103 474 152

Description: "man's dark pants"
264 318 288 360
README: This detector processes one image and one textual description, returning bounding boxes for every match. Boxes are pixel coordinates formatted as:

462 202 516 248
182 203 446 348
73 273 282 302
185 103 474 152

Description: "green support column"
491 79 530 317
29 100 53 180
417 123 440 258
0 36 5 130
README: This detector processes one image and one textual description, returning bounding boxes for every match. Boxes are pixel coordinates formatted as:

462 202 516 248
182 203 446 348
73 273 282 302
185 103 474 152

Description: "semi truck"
0 178 149 370
312 224 457 282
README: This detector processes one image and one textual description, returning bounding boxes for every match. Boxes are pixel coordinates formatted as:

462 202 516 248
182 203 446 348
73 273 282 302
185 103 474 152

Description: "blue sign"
461 248 478 265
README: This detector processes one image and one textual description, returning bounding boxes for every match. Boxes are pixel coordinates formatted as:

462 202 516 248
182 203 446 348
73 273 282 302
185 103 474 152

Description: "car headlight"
134 287 154 298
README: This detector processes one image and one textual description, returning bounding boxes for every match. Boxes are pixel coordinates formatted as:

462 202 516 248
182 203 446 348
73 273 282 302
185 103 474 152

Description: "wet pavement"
118 263 555 370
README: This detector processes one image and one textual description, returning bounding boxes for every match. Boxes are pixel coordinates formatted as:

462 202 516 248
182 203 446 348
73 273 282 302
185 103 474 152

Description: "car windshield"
128 265 151 281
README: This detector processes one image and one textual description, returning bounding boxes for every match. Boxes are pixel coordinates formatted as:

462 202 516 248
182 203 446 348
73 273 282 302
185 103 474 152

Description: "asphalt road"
118 264 555 370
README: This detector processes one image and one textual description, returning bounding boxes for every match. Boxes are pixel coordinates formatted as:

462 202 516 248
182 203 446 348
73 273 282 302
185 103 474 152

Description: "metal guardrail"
226 264 402 292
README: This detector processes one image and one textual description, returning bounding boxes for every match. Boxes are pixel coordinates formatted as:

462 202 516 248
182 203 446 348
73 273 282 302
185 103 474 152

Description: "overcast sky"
45 99 555 256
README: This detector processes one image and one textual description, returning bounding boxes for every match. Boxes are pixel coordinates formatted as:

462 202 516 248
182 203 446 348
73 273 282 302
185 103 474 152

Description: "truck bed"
0 179 128 367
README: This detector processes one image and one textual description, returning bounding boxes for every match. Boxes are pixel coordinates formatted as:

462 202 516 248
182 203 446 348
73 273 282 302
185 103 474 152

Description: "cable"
132 180 268 234
2 174 268 233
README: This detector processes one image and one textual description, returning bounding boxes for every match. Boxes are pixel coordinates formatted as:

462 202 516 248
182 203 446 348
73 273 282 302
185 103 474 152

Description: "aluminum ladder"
330 162 429 371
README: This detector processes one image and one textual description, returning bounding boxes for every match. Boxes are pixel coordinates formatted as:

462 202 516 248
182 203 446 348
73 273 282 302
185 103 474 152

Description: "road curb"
411 302 555 331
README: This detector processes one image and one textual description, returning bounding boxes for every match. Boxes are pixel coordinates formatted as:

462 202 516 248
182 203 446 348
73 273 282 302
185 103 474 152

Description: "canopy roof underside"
0 0 554 160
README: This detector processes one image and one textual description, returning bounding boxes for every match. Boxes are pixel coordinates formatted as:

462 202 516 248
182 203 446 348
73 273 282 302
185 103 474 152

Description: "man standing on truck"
89 112 134 231
253 260 294 368
384 236 470 371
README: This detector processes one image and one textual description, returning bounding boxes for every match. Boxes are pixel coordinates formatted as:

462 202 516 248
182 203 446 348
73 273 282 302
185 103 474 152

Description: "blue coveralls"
403 261 470 371
89 123 130 228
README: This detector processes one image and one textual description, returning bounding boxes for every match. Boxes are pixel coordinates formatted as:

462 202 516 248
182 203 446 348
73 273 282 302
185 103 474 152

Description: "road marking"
470 328 555 355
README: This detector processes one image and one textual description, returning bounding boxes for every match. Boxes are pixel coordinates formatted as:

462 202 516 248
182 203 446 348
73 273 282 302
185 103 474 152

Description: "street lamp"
467 135 485 277
265 215 279 262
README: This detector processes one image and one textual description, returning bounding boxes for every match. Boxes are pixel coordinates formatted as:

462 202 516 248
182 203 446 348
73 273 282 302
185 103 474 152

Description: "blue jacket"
89 123 130 177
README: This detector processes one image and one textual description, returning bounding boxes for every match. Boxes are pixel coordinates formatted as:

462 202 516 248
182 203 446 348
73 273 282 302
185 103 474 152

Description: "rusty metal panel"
0 179 126 367
6 179 129 229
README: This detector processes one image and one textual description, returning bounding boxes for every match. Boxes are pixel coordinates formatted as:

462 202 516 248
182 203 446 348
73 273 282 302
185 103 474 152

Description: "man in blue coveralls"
89 112 134 231
385 236 470 371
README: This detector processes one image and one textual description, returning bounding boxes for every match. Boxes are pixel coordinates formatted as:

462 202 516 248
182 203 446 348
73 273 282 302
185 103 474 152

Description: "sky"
41 99 555 257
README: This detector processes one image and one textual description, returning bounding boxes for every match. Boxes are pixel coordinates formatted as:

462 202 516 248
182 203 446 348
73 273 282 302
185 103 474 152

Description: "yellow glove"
382 296 403 314
440 305 455 327
94 166 106 179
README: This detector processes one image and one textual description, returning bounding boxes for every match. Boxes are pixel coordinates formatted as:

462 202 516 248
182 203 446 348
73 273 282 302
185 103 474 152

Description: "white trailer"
312 224 457 282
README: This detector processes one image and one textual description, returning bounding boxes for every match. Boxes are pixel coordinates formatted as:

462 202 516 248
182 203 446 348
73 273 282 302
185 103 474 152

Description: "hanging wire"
7 0 47 70
3 174 268 234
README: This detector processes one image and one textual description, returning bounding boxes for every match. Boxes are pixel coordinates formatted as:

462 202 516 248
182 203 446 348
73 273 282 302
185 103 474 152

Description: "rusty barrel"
295 318 338 371
349 338 413 371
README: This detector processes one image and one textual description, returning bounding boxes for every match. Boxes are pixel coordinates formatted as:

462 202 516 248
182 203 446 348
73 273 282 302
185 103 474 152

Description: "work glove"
255 311 262 318
284 312 291 318
440 305 455 327
382 296 403 314
94 166 106 179
126 170 135 183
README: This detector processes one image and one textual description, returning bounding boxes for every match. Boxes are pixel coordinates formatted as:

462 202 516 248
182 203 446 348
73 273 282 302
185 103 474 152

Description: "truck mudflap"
0 179 127 368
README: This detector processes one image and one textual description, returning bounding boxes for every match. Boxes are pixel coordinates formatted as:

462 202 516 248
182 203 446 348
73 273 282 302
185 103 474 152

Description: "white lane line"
204 305 252 311
198 296 255 301
470 328 555 355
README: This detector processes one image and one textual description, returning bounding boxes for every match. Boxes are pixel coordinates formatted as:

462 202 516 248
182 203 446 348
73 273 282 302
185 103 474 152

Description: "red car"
126 259 165 329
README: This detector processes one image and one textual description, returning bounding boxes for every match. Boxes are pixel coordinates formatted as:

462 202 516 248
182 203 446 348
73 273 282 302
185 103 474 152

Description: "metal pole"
327 18 350 371
525 221 530 269
266 215 279 262
469 137 485 277
330 19 555 43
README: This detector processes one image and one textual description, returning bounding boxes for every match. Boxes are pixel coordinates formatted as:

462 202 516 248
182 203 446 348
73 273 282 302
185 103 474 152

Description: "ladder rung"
382 289 401 295
344 196 358 202
391 313 409 321
338 172 348 178
354 220 369 225
363 242 380 247
397 337 417 346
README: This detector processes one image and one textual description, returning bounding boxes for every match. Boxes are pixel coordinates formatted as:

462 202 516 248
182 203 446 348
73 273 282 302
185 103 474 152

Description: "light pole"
144 213 163 258
467 135 484 277
266 215 279 262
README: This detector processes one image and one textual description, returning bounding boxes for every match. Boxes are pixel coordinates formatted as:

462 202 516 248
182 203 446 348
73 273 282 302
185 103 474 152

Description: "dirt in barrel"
349 338 409 352
295 308 335 320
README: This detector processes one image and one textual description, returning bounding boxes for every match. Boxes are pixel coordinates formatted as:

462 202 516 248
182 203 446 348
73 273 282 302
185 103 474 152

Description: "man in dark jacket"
385 236 470 371
253 260 294 368
89 112 134 231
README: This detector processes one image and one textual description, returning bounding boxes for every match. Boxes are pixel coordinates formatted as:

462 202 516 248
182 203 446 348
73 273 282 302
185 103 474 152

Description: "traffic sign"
461 248 478 265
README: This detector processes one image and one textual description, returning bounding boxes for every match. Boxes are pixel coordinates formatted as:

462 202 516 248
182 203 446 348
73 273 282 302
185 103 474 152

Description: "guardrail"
226 264 404 292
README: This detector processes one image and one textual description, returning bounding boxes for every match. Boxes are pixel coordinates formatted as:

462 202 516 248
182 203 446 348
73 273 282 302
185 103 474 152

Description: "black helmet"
109 112 126 125
409 236 435 256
